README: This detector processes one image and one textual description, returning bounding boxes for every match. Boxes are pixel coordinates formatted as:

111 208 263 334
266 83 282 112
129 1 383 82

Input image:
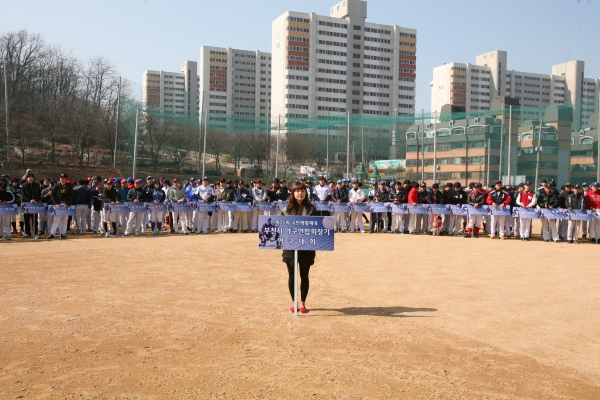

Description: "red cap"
121 179 127 184
135 179 142 184
173 178 179 183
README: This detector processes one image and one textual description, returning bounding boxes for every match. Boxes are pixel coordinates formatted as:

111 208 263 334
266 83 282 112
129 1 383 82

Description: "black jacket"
427 189 444 204
332 186 349 202
417 190 429 204
537 190 559 208
0 189 15 204
90 189 103 211
72 185 92 205
449 189 467 205
51 183 74 205
101 187 121 204
127 187 148 202
557 190 572 208
41 187 54 205
20 181 42 203
566 193 587 211
276 187 291 201
467 190 486 206
390 187 407 203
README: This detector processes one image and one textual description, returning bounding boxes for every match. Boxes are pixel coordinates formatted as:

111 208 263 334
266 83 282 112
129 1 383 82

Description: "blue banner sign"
512 207 542 219
146 203 167 213
391 204 410 214
480 205 512 216
234 202 252 213
561 209 594 221
423 204 452 215
330 203 351 213
350 203 371 213
126 202 146 213
449 205 470 216
104 204 130 214
47 205 75 216
0 204 19 215
193 200 216 212
167 202 192 213
253 201 278 212
369 202 391 213
314 202 332 211
258 215 335 251
20 202 48 215
214 201 237 212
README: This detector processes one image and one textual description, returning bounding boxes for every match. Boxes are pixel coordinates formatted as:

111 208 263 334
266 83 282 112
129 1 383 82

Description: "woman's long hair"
286 181 312 214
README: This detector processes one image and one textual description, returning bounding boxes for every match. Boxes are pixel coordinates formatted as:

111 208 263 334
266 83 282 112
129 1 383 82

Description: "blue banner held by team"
46 205 75 216
20 202 48 215
0 204 19 215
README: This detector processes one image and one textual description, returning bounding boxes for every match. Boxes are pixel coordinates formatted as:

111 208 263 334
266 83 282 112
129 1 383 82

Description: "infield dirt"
1 222 599 399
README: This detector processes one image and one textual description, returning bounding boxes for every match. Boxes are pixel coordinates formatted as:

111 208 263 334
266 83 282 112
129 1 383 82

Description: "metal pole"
499 106 504 181
294 250 298 317
534 116 543 190
266 100 270 179
433 111 437 183
3 57 10 163
346 111 350 178
326 110 329 174
113 76 121 169
132 106 139 179
202 109 208 178
275 115 280 179
421 109 425 182
597 101 600 183
507 105 512 184
486 138 491 184
361 116 364 166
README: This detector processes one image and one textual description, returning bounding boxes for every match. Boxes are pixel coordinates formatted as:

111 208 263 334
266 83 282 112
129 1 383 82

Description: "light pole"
3 57 10 163
275 115 280 179
132 106 139 179
433 111 437 183
346 111 350 178
113 76 121 168
534 116 544 189
202 109 208 178
507 105 513 184
326 110 329 175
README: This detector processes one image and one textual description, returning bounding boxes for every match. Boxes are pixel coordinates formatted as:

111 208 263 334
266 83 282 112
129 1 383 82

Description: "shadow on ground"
308 306 437 318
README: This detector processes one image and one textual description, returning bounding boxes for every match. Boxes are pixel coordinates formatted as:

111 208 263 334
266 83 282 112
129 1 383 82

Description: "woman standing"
282 181 316 314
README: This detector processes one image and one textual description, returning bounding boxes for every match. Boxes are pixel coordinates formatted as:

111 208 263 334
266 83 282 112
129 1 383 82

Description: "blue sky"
5 0 599 111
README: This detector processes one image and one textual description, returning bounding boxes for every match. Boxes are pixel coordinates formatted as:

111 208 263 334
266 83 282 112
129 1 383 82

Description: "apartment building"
431 51 599 130
270 0 417 162
405 97 520 187
142 61 200 119
570 112 599 184
199 46 271 131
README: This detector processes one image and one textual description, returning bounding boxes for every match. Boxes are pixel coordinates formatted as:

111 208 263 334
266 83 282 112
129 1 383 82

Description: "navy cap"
524 181 531 186
336 180 342 184
582 182 589 187
189 177 195 181
127 177 134 183
518 183 525 187
379 181 386 185
183 180 189 184
146 176 153 180
591 182 599 187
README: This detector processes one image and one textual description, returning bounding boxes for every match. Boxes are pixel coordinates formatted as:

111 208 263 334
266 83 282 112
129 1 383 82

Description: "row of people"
1 172 599 244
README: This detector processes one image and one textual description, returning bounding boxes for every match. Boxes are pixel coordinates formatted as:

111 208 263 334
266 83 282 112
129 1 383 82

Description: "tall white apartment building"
142 61 200 118
271 0 417 142
199 46 271 131
430 50 599 130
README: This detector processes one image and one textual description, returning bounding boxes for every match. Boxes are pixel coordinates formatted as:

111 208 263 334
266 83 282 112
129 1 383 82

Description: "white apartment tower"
199 46 271 131
271 0 417 136
430 50 599 130
142 61 200 118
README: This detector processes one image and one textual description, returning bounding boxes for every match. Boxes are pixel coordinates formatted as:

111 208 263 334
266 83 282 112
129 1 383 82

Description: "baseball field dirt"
1 222 599 398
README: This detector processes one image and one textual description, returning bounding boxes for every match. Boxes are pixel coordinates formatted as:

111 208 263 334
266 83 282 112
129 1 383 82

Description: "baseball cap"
255 179 262 184
173 178 179 183
420 182 426 187
226 179 232 184
272 178 280 183
572 184 581 189
146 176 153 180
524 181 531 186
564 182 572 187
591 182 599 187
495 180 502 185
183 180 188 184
106 180 114 185
60 173 68 178
380 181 386 185
135 179 142 184
202 176 209 181
432 183 439 189
474 183 482 188
189 177 195 181
238 180 245 185
121 179 127 184
220 178 226 183
582 182 589 187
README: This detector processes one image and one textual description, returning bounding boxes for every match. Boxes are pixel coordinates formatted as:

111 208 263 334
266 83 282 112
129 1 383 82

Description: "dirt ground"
1 220 599 399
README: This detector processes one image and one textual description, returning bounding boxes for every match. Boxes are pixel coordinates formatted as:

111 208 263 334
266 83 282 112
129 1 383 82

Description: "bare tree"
280 135 312 180
166 123 195 171
141 113 173 171
206 128 228 175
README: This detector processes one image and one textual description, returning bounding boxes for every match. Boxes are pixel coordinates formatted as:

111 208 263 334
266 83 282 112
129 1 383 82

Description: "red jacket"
486 190 511 206
408 187 419 204
585 190 600 210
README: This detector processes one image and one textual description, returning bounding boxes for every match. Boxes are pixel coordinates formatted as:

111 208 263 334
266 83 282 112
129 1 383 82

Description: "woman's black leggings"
286 261 311 302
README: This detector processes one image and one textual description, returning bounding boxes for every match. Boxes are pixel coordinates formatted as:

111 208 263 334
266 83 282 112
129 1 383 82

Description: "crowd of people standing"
1 169 599 245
